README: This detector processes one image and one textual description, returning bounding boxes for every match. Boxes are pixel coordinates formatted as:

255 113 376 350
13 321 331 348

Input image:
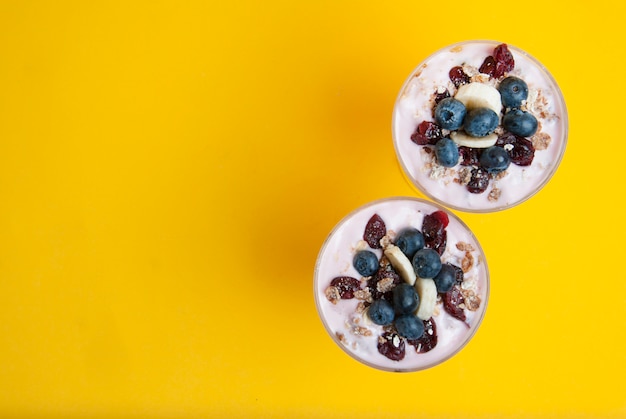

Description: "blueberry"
394 314 425 340
395 228 424 259
479 146 511 174
353 250 378 277
433 264 456 293
498 76 529 108
502 109 538 137
434 138 459 167
463 107 499 137
367 299 395 326
434 97 466 131
412 248 442 279
392 283 419 314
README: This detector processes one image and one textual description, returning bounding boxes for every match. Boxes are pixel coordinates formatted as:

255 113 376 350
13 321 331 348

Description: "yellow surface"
0 1 624 418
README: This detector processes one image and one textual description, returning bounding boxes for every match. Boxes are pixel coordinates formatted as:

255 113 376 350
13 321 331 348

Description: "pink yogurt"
392 41 568 212
314 197 489 372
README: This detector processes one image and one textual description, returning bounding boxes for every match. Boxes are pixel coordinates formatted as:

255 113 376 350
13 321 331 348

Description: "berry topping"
412 248 442 279
434 97 467 131
449 66 470 87
433 263 457 293
434 138 460 167
363 214 386 249
410 120 443 146
367 299 395 326
426 230 447 256
498 76 529 108
443 286 467 322
407 317 438 353
466 167 491 194
395 314 425 340
353 250 379 277
493 43 515 78
459 146 482 166
422 211 445 238
330 276 361 299
377 332 406 361
478 55 496 77
421 211 448 255
479 145 511 174
429 210 449 228
502 109 538 137
392 283 420 314
496 132 535 166
395 227 425 259
463 107 499 137
479 44 515 79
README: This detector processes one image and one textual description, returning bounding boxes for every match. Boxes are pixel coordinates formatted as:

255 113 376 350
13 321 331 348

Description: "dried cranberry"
422 212 447 256
422 212 445 241
410 121 443 146
367 261 401 301
459 146 482 166
330 276 360 299
430 210 449 227
479 56 496 77
426 230 446 256
443 286 466 322
493 43 515 78
449 66 470 87
496 132 535 166
377 332 406 361
466 167 490 194
363 214 386 249
407 317 438 353
434 89 451 104
479 44 515 79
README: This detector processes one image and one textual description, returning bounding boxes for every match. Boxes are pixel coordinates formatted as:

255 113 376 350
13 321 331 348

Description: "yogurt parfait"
392 41 568 212
314 197 489 372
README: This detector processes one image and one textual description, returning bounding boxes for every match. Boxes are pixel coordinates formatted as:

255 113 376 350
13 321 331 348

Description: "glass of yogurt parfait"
392 40 568 212
314 197 489 372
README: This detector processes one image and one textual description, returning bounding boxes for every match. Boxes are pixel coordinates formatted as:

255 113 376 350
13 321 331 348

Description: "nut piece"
376 277 395 293
461 252 474 273
354 289 373 303
458 167 472 185
379 234 393 249
532 132 552 150
456 242 475 252
325 286 341 304
461 289 481 311
356 301 368 314
488 187 502 202
351 325 372 337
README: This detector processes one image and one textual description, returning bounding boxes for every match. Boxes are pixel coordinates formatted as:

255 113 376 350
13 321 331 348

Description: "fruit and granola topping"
319 207 486 368
393 41 567 211
411 44 547 194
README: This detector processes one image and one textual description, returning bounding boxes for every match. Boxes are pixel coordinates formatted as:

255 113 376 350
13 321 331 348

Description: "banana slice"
454 82 502 114
415 278 437 320
450 131 498 148
383 245 416 286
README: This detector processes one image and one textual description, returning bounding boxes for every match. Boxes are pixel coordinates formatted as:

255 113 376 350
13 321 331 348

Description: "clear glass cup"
314 197 489 372
392 40 568 212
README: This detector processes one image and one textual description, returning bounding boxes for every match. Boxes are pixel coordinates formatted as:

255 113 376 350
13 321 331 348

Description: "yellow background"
0 1 624 418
